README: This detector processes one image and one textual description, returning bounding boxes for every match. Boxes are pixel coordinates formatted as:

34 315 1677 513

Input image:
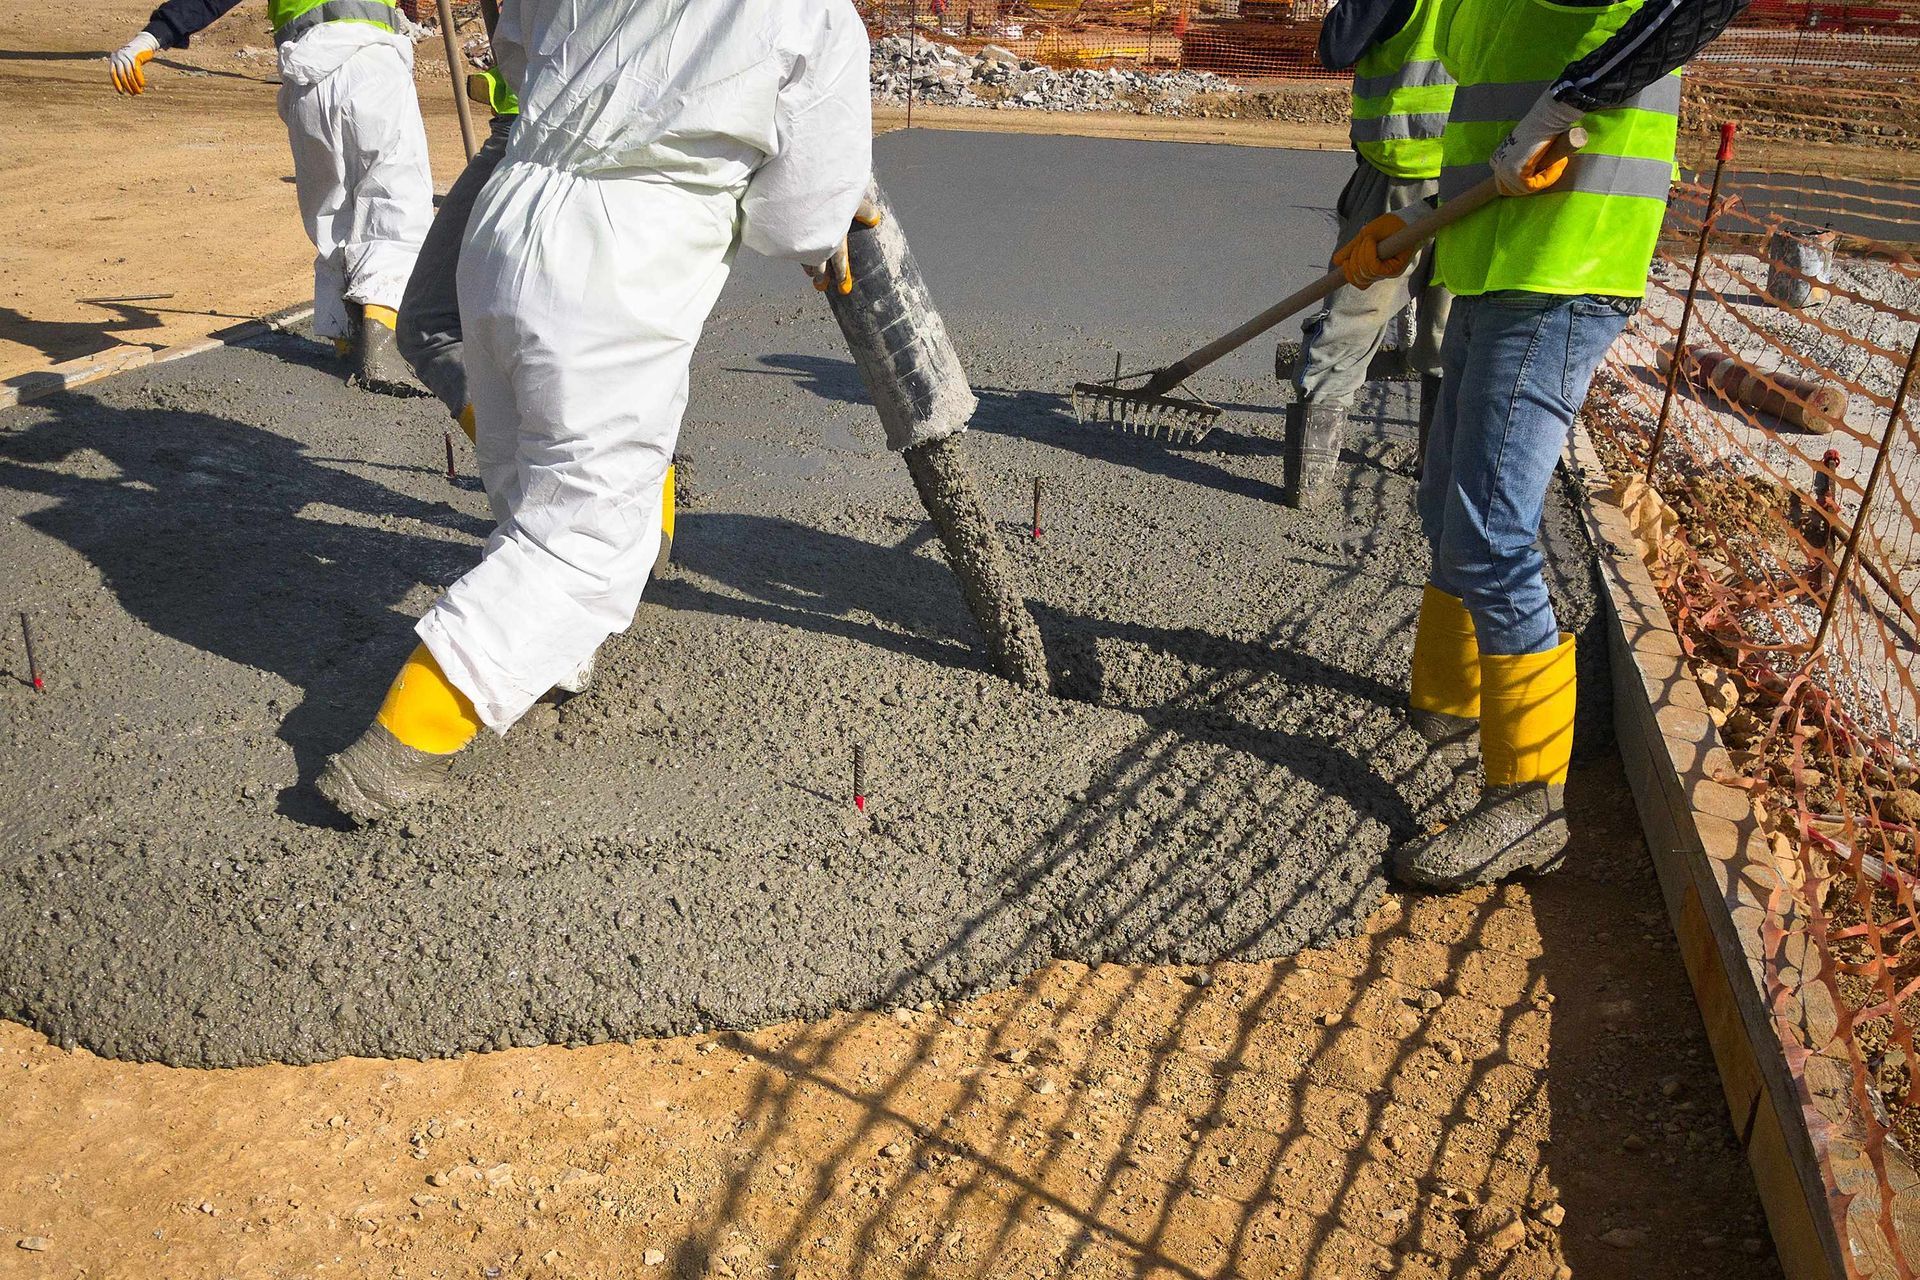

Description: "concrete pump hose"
822 184 977 454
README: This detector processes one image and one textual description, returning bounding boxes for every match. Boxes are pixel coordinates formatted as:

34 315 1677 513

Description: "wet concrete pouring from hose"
0 131 1607 1067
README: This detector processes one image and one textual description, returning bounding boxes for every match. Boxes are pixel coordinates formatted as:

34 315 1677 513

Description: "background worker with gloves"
1334 0 1748 888
110 0 435 392
1284 0 1454 508
317 0 874 823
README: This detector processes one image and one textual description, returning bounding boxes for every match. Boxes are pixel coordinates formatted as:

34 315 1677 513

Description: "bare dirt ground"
1 766 1779 1280
0 1 472 385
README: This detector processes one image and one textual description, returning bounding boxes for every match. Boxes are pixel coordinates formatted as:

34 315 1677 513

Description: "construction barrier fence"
859 0 1920 82
1582 155 1920 1272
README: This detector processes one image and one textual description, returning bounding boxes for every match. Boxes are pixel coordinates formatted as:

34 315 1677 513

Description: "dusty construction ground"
3 122 1784 1278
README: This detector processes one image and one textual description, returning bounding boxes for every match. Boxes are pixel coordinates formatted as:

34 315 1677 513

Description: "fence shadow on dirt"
662 559 1553 1279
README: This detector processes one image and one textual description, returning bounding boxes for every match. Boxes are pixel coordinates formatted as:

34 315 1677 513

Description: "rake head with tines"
1068 129 1594 463
1071 372 1222 446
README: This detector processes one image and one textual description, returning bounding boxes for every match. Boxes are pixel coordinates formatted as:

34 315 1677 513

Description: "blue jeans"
1419 291 1635 655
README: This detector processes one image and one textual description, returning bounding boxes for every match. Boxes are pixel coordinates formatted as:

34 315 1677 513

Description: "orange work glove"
110 32 161 96
1331 213 1412 290
807 196 886 295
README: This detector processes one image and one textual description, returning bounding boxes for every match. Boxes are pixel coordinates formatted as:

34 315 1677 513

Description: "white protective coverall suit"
417 0 873 733
278 22 436 340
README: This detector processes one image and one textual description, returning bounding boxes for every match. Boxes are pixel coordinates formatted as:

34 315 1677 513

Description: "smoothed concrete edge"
1565 422 1867 1279
0 304 315 412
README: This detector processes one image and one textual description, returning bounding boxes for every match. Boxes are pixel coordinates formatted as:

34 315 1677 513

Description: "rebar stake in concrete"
1032 476 1043 540
19 612 42 693
853 743 868 813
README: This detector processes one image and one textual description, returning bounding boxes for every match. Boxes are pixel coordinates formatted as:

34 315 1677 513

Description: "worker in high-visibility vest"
1284 0 1454 508
1331 0 1748 887
109 0 434 392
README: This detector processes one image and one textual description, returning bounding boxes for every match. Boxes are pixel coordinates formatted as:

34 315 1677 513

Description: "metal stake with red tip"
20 612 43 693
444 430 458 484
853 743 867 813
1031 477 1043 541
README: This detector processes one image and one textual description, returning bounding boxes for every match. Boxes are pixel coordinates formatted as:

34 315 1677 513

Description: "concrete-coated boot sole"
1283 402 1347 509
353 320 417 397
1392 782 1567 889
1410 708 1479 776
316 722 457 825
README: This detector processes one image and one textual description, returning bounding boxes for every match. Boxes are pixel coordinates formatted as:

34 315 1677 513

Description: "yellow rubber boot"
1393 634 1575 889
654 464 676 577
376 646 482 755
315 646 481 823
1408 585 1480 770
353 303 412 394
1480 633 1577 787
457 403 477 445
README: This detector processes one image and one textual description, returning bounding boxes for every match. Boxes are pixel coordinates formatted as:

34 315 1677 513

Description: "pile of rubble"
870 35 1241 115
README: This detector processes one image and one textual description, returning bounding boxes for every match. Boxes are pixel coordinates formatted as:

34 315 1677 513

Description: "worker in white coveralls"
109 0 434 391
315 0 875 822
1333 0 1749 887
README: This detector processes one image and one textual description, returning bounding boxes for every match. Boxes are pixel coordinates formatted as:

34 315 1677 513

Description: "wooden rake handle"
1146 128 1589 393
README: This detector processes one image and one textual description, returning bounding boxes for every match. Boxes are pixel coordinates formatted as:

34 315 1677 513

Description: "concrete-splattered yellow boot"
1408 586 1480 774
316 645 481 824
353 303 414 395
1394 634 1575 889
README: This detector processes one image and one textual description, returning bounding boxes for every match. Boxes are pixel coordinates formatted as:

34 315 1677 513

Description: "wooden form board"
0 306 315 412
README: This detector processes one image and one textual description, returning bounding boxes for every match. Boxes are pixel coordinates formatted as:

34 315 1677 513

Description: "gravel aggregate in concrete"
0 131 1604 1066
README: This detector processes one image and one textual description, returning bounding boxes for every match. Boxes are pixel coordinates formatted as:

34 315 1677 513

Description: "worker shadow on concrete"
0 304 167 368
0 389 487 823
731 353 874 407
652 511 990 674
968 383 1302 509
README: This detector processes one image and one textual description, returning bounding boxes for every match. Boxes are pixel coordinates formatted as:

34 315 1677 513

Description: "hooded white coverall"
278 22 436 340
417 0 874 733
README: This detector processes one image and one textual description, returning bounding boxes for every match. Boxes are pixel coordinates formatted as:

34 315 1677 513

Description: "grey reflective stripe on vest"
274 0 396 44
1448 74 1682 124
1439 152 1675 202
1351 111 1452 143
1351 58 1456 100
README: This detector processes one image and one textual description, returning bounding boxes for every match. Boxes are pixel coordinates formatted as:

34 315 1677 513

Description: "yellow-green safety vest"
1433 0 1680 299
466 66 520 117
268 0 397 46
1349 0 1455 182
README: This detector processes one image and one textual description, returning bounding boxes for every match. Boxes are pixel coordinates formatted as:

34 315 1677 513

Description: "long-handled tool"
1071 129 1589 444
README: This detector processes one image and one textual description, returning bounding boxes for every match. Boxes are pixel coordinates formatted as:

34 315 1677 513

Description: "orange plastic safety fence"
1586 162 1920 1273
859 0 1920 81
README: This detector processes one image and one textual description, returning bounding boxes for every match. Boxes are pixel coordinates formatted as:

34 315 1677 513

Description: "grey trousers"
1293 152 1451 408
398 113 516 419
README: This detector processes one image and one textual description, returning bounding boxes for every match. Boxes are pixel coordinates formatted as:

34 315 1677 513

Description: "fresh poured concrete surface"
0 131 1605 1067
